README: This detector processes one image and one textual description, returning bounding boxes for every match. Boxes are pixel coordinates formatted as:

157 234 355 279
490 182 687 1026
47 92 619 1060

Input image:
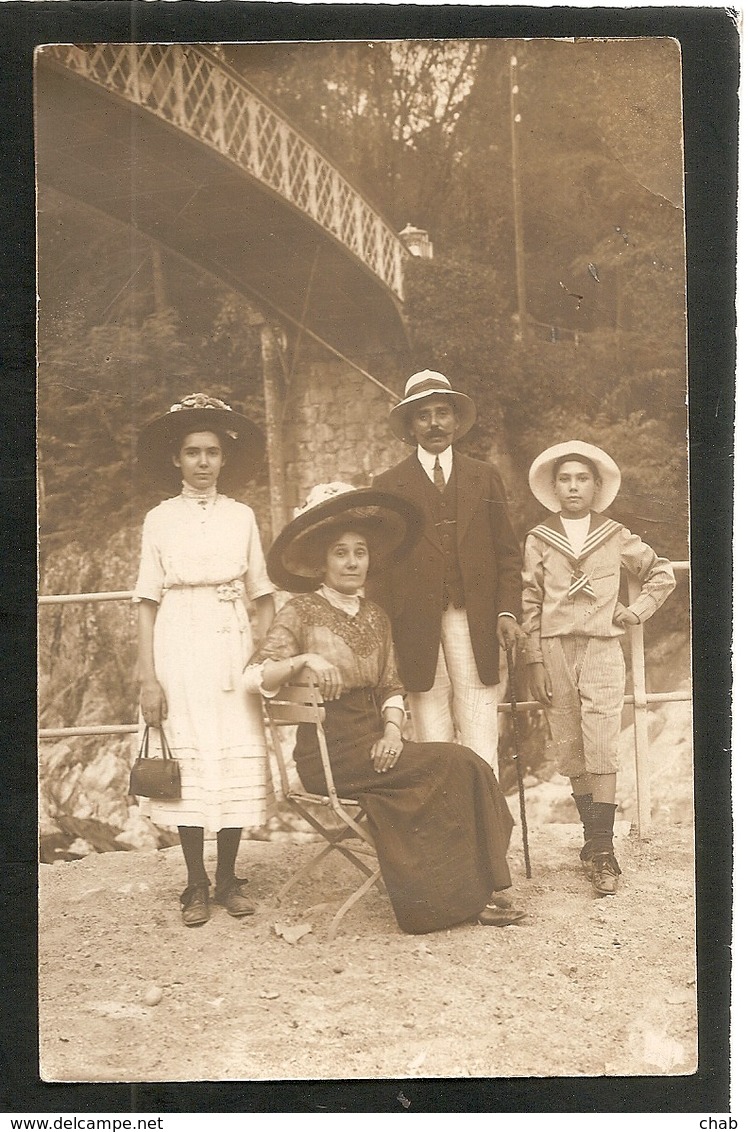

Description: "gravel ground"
38 813 697 1084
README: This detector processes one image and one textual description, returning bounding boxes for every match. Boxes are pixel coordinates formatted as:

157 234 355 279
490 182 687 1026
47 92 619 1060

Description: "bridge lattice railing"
43 42 406 300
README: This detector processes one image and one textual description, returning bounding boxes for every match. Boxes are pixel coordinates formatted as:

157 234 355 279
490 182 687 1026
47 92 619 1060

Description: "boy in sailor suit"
522 441 676 895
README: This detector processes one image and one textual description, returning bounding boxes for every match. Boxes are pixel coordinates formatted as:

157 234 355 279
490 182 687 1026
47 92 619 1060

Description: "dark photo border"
2 1 736 1115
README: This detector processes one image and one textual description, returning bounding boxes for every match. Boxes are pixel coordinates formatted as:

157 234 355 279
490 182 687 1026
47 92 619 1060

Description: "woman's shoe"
478 902 527 927
180 882 210 927
215 876 256 917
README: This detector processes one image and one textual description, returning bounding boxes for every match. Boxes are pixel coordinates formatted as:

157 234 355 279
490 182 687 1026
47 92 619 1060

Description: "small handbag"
129 726 181 800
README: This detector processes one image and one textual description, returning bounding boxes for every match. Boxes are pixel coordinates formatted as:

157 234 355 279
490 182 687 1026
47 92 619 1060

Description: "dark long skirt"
293 688 514 934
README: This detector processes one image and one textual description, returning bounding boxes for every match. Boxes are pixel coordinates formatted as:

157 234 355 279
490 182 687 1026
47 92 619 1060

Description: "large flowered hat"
137 393 264 493
388 370 477 445
267 482 424 593
528 440 621 513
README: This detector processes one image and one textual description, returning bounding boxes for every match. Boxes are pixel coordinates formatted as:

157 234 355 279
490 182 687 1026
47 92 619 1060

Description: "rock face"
39 528 149 859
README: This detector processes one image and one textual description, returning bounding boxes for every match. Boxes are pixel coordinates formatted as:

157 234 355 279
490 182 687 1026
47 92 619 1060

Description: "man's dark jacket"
369 451 522 691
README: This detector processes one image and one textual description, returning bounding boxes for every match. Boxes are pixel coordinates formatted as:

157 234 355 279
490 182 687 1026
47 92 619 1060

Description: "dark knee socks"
572 792 593 843
573 793 618 856
587 801 618 854
178 825 208 887
216 827 243 889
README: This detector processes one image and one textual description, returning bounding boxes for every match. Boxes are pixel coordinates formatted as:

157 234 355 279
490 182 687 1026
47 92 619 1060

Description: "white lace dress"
133 493 274 831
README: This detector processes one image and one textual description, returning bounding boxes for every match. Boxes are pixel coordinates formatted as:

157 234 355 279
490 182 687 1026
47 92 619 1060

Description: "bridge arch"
35 42 409 356
35 43 416 531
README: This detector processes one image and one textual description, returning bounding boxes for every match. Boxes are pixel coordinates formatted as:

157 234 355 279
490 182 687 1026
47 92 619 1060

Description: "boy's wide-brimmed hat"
267 482 424 593
529 441 621 513
137 393 264 493
388 370 477 445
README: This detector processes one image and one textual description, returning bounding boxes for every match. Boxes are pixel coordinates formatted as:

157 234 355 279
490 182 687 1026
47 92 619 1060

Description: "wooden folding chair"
263 679 384 940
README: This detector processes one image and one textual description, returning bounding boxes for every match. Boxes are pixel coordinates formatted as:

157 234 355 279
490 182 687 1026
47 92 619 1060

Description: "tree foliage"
38 39 689 571
37 194 268 553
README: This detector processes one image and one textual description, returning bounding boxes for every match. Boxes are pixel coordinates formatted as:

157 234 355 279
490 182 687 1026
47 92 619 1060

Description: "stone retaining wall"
283 357 408 509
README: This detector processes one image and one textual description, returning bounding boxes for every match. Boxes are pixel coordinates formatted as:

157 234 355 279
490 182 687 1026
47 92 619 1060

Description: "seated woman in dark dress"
244 483 526 935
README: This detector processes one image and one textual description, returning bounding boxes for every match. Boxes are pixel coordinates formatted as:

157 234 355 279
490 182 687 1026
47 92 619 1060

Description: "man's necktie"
433 455 446 493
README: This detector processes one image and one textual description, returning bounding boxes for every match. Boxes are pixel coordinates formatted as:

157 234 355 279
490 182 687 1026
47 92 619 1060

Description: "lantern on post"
399 223 433 260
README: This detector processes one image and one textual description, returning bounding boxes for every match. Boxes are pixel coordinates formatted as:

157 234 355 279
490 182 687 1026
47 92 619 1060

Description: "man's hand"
612 602 640 628
526 662 552 707
497 615 526 653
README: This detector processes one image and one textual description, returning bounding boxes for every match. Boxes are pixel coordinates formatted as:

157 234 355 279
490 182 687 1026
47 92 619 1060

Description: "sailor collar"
529 511 621 566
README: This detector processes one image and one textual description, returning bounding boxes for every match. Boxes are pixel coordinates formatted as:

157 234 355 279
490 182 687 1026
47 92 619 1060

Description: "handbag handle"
139 726 175 761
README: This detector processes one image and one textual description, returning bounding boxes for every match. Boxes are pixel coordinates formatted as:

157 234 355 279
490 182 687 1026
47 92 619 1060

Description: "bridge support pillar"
260 324 289 540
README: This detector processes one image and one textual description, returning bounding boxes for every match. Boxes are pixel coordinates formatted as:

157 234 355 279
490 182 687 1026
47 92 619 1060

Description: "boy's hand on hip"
526 662 552 707
613 603 640 628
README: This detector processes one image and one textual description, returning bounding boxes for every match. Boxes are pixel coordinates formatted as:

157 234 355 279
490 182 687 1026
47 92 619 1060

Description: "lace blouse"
247 592 404 707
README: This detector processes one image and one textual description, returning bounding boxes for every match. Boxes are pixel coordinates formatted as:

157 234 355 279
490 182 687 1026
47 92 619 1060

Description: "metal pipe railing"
38 563 692 838
38 591 133 605
626 559 690 838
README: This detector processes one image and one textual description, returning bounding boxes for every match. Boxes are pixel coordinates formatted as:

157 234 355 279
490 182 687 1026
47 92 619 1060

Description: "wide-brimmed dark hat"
389 370 477 445
137 393 264 493
267 482 424 593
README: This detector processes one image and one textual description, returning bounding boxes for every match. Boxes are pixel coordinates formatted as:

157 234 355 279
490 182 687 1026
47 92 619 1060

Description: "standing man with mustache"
368 371 524 776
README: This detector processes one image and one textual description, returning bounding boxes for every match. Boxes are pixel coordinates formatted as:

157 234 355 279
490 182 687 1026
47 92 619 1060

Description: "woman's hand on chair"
141 679 167 726
302 654 343 700
370 729 403 774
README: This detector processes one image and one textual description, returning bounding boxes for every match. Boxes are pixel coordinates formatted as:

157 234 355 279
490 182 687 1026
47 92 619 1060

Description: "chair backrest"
263 678 377 857
264 679 341 801
264 682 326 726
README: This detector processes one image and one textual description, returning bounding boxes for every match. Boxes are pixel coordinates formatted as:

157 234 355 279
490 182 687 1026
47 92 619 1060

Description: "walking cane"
506 646 532 879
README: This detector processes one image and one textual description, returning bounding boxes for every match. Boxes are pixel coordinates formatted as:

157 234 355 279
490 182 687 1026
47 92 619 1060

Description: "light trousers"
407 605 501 776
541 635 625 777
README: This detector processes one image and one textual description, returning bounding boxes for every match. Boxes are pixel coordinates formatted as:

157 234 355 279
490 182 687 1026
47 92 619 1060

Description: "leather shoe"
580 842 596 879
489 891 521 909
180 882 210 927
589 851 621 896
215 876 255 917
477 902 527 927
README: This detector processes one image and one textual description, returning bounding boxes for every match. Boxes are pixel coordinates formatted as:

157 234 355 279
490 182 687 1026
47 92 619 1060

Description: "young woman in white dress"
134 393 274 926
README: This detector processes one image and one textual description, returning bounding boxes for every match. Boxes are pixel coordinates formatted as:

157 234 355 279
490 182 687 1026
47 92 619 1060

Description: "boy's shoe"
580 842 596 879
589 851 621 897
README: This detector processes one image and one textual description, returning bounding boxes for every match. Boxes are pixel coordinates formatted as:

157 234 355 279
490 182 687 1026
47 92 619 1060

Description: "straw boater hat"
137 393 264 494
267 482 424 593
528 441 621 513
388 370 477 445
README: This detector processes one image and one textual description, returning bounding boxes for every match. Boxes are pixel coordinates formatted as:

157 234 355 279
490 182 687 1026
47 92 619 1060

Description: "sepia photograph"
33 31 703 1088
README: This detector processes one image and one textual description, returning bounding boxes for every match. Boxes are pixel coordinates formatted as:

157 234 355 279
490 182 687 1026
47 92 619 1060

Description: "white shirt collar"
417 445 453 483
318 583 362 616
559 513 591 557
